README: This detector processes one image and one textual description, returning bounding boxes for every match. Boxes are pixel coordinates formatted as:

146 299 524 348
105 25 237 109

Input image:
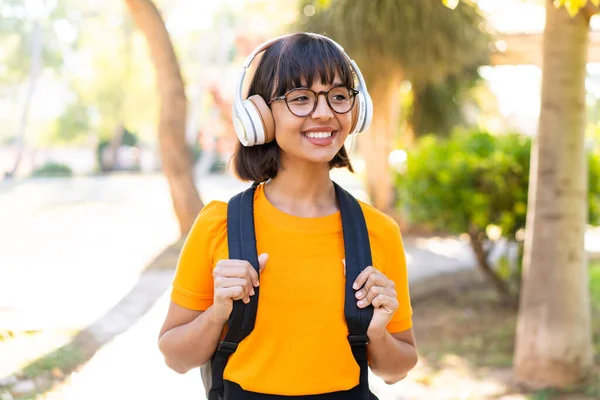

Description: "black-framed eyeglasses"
268 84 359 117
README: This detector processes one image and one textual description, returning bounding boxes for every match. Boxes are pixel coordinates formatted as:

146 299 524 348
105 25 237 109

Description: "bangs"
268 34 355 97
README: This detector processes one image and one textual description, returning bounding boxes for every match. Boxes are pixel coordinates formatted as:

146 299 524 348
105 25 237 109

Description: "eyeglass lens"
286 87 354 116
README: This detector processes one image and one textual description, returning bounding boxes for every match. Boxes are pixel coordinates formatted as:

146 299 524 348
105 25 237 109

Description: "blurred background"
1 0 599 399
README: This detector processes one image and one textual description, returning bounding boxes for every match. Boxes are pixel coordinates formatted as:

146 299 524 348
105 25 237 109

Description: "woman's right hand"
211 253 269 324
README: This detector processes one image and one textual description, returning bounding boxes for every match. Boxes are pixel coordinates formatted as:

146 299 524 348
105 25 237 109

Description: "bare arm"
353 266 418 384
158 302 226 374
158 254 269 374
367 328 418 384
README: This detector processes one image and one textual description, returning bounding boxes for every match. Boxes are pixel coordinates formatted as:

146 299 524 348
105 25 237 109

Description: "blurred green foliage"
45 100 91 145
95 128 139 172
408 65 482 139
299 0 490 85
31 162 73 177
397 129 600 238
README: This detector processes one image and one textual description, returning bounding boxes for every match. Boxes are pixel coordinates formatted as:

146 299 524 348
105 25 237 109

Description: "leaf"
442 0 460 10
497 256 512 281
564 0 588 16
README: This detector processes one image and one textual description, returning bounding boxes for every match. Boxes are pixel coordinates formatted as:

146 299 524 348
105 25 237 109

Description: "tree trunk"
514 2 593 388
358 72 403 214
7 18 42 178
468 232 515 307
103 123 125 172
124 0 202 236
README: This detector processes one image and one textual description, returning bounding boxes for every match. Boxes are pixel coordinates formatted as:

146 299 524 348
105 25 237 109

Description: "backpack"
201 181 376 399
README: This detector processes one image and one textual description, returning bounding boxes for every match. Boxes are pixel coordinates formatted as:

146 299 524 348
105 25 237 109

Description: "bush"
31 162 73 177
209 157 227 173
396 128 600 304
397 129 531 239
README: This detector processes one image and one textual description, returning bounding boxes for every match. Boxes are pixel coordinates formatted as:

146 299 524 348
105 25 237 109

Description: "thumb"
258 253 269 273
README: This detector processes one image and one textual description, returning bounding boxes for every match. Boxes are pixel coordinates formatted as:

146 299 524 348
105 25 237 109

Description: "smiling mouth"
302 131 337 139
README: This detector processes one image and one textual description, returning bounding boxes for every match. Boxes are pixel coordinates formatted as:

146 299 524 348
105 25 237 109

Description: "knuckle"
371 287 381 300
366 275 375 287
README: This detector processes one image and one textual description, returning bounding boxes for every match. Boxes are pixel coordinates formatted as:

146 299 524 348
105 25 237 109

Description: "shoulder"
197 200 228 223
358 200 401 238
188 200 228 239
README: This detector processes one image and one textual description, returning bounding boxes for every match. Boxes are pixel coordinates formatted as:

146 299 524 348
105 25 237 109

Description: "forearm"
367 329 418 384
158 306 226 374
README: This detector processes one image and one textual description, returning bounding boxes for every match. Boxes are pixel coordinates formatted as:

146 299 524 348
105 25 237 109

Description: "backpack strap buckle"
348 333 369 346
217 340 239 354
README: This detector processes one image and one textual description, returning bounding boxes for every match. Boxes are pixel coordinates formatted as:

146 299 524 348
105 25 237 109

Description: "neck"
264 160 337 218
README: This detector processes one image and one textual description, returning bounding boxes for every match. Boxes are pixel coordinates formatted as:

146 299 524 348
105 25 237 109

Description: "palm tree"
299 0 490 213
124 0 202 236
514 0 595 387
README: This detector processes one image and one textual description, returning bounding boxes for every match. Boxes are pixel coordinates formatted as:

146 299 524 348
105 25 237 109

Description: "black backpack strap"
208 183 260 400
334 182 374 400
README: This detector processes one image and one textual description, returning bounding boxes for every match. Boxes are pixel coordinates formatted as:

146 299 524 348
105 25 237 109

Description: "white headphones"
232 33 373 147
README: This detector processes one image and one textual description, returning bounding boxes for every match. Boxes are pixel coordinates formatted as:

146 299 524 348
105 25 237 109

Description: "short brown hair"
231 33 355 183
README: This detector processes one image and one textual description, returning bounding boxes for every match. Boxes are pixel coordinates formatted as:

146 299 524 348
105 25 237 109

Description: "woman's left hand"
353 266 398 336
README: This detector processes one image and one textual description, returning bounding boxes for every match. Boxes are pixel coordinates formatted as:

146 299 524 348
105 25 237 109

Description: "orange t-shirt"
171 183 412 395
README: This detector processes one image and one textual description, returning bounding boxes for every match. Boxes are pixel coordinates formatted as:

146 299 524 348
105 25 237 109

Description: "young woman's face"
270 73 354 168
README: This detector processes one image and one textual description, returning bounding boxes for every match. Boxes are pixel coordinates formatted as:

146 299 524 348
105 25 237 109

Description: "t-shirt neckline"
254 183 342 233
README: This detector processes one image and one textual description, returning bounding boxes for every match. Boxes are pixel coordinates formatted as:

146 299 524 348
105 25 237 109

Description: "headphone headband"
232 32 373 146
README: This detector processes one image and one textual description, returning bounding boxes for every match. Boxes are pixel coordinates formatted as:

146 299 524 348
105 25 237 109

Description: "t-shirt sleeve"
381 220 413 333
170 201 228 311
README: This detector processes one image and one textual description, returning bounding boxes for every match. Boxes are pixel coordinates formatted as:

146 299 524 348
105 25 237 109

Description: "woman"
158 32 418 399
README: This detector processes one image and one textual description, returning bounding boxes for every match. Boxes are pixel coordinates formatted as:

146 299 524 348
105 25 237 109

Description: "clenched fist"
211 253 269 324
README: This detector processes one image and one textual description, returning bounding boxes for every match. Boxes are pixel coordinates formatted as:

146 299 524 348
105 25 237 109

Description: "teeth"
305 131 333 139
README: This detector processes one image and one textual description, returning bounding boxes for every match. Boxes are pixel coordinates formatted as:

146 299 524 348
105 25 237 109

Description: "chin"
303 153 339 166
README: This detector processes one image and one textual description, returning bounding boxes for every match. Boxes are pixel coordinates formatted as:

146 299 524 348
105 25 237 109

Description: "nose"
311 93 334 120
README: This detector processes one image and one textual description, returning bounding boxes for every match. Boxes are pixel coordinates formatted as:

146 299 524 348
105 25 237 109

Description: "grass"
0 339 88 400
20 342 85 379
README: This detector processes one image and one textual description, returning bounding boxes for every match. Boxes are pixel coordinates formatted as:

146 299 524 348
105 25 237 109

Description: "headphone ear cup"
362 90 373 133
351 91 373 135
350 92 366 135
350 97 360 134
246 95 275 145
